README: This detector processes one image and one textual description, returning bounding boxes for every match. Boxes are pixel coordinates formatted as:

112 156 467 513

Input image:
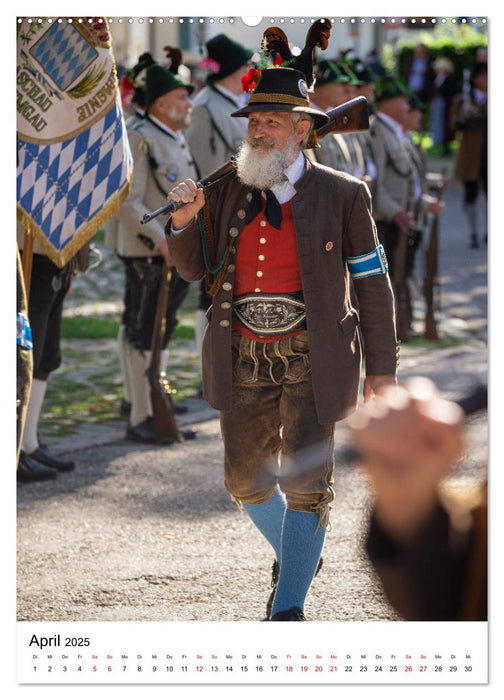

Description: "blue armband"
17 312 33 351
346 245 388 280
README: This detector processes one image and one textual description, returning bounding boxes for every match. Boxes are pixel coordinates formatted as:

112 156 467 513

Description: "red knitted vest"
233 199 303 342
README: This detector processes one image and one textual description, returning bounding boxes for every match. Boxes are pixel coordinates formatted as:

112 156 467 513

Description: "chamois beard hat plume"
162 46 182 74
262 18 332 89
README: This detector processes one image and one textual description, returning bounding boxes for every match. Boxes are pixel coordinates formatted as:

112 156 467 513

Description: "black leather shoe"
126 417 156 442
28 447 75 472
126 417 174 444
266 557 323 619
120 398 131 418
17 453 57 482
270 606 306 621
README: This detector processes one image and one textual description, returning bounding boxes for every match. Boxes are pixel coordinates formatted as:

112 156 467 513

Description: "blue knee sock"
271 509 326 616
241 486 287 562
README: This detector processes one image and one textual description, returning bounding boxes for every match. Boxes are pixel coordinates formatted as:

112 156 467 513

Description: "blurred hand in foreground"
348 377 465 542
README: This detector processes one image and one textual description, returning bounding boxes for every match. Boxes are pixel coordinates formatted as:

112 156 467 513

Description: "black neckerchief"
245 189 282 230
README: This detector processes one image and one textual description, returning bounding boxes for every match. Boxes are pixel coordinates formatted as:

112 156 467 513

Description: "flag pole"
21 223 34 304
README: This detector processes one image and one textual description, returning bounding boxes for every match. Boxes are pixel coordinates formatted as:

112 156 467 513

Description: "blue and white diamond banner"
16 17 133 267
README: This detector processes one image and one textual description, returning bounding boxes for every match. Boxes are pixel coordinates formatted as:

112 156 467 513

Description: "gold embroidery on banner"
16 173 132 268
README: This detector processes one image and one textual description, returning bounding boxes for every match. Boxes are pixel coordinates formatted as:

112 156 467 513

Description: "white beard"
235 134 300 190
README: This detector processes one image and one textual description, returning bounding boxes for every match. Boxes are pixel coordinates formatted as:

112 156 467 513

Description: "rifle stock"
423 174 445 341
316 96 369 139
147 265 183 444
141 97 369 223
393 230 411 343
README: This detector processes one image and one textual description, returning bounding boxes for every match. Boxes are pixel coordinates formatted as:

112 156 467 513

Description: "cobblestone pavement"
16 168 489 626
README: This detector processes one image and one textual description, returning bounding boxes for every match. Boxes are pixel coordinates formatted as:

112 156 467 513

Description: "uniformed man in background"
114 60 197 441
369 76 417 341
185 34 254 393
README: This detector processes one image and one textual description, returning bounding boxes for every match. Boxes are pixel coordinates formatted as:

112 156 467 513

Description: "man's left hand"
363 375 397 403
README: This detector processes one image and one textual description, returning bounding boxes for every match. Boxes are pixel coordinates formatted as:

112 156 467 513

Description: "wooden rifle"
147 264 192 444
393 228 411 343
141 96 370 224
316 95 370 139
423 176 445 340
393 170 417 343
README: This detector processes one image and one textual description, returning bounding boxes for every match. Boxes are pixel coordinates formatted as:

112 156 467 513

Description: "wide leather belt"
233 291 306 336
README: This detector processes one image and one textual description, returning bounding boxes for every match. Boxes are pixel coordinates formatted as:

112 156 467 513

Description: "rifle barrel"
141 159 236 224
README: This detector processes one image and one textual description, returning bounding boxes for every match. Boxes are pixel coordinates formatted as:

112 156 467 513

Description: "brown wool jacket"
166 158 398 424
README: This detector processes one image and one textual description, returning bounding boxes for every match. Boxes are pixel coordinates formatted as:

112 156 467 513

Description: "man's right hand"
168 179 206 231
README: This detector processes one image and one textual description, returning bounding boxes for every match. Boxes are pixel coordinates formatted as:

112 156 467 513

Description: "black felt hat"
374 75 410 103
338 62 363 86
314 59 351 86
231 67 329 130
347 57 376 84
205 34 254 83
144 64 194 108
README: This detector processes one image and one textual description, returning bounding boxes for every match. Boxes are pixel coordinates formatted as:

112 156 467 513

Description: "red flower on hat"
272 55 284 66
119 73 135 109
199 58 221 74
241 68 262 93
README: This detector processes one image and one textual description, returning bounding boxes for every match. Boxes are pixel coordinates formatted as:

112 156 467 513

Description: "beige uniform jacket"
185 85 248 177
103 110 145 250
166 158 398 424
308 133 354 174
370 113 416 223
115 117 197 258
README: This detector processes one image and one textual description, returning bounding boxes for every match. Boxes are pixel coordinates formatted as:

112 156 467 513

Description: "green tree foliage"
397 23 487 88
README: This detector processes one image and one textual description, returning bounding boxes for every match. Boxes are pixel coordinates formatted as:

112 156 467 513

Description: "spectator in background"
348 377 487 621
404 43 435 105
451 61 488 249
365 49 386 77
429 56 457 154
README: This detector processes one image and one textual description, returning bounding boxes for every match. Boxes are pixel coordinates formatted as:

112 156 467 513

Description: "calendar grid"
17 621 488 684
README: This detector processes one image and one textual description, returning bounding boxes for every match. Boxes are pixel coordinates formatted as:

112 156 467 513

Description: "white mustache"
245 136 277 148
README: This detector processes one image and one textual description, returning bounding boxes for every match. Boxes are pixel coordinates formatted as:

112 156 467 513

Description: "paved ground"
16 165 489 624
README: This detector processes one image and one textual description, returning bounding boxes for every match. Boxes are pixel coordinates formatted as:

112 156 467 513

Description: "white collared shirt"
376 111 407 144
147 114 187 144
171 150 305 233
269 151 305 204
213 83 248 109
